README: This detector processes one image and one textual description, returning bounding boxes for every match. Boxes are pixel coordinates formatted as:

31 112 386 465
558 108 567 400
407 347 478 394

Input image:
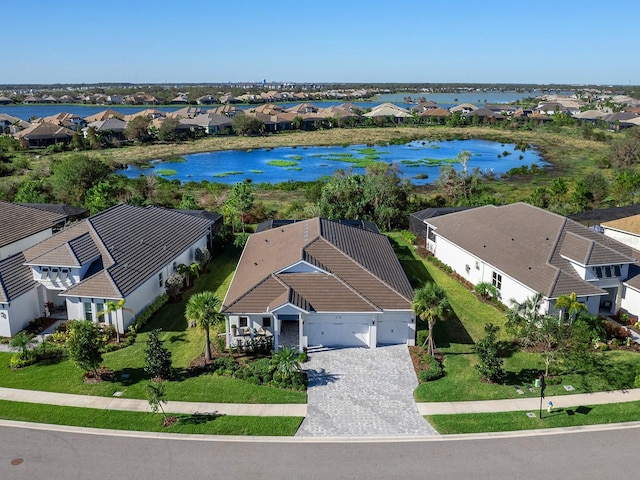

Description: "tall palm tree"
412 282 450 356
555 292 588 323
185 291 225 362
97 299 135 343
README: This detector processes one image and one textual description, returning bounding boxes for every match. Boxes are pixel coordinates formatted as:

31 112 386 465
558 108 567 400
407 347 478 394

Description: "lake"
117 139 546 186
0 90 574 121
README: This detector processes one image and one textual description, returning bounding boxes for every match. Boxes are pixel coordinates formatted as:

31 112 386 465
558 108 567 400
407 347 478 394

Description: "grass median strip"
0 400 303 436
427 401 640 434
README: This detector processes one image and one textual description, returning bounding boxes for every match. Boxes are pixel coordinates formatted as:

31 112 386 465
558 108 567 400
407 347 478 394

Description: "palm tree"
10 331 36 359
177 262 201 289
271 346 302 381
412 282 450 356
555 292 588 323
505 292 544 341
185 291 225 362
97 299 135 343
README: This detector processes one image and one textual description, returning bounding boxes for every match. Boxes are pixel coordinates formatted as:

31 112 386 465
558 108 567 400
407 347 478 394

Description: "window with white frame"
239 317 248 328
158 271 163 287
492 271 502 290
262 317 271 328
84 302 93 321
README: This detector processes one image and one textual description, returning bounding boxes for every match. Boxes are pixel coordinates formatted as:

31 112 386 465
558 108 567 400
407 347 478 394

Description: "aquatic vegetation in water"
155 169 178 176
213 171 244 177
413 173 429 179
286 167 303 171
163 155 186 163
267 160 300 167
287 155 303 161
250 169 264 174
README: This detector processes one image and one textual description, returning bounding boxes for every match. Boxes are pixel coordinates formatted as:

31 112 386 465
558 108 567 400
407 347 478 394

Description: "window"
96 303 104 321
158 272 163 288
172 261 177 272
60 268 69 282
594 265 622 278
84 302 93 321
239 317 248 328
492 271 502 290
50 268 59 281
40 267 50 280
262 317 271 328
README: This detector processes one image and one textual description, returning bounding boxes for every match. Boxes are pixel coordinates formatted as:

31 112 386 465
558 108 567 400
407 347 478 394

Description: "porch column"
274 316 280 350
370 314 378 349
298 315 304 352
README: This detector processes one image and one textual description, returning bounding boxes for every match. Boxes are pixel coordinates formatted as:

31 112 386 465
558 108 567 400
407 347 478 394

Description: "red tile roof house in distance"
424 203 640 320
0 204 217 337
222 218 416 351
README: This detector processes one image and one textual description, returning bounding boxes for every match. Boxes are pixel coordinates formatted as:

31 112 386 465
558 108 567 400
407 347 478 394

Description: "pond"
117 139 547 186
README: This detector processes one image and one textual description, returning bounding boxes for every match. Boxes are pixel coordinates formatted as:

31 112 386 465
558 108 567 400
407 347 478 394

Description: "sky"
3 0 639 86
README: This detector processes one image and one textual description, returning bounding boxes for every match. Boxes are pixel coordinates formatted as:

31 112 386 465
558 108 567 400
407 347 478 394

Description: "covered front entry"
306 315 371 348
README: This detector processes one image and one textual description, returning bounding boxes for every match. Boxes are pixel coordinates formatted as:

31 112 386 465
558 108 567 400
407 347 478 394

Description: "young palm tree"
555 292 588 323
185 291 225 362
177 262 201 288
271 346 302 381
412 282 450 356
97 299 135 343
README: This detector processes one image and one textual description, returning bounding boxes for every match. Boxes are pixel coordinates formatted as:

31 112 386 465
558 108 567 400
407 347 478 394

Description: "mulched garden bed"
83 367 114 384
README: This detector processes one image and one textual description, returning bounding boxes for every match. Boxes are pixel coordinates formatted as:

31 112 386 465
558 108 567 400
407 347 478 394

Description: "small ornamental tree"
474 323 505 383
145 329 173 380
146 380 168 424
66 320 104 377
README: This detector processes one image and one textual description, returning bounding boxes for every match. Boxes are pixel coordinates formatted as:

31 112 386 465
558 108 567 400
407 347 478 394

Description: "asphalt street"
1 422 637 480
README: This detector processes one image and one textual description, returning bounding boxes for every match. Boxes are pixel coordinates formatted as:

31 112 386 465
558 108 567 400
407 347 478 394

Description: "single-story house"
14 122 75 147
410 207 477 244
222 218 416 351
602 214 640 252
0 204 218 337
363 103 412 123
424 203 640 319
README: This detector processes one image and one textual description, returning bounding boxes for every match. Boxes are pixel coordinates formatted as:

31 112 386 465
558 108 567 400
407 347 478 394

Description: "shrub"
400 230 416 245
418 354 444 382
9 351 36 369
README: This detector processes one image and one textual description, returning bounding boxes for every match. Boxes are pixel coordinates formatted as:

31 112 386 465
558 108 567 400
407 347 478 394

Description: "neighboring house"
0 204 217 338
0 202 67 261
184 113 233 135
83 118 128 140
0 113 30 134
18 203 89 223
222 218 416 351
449 103 478 114
14 122 75 147
409 207 477 244
83 110 125 123
424 203 640 319
601 214 640 316
363 103 411 122
568 204 640 227
602 214 640 251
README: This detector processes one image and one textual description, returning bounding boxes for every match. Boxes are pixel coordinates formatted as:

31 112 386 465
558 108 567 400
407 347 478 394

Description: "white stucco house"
422 203 640 319
0 203 219 337
222 218 416 351
601 214 640 317
0 202 69 336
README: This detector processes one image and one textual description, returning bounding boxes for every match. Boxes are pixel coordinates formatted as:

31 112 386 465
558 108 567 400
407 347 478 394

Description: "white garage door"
377 319 408 345
306 315 370 348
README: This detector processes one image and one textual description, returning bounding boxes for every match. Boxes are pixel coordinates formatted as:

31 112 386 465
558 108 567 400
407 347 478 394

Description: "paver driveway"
296 344 438 437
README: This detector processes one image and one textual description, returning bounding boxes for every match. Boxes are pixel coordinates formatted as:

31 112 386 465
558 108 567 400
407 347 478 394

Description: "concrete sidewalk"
417 388 640 415
0 387 306 417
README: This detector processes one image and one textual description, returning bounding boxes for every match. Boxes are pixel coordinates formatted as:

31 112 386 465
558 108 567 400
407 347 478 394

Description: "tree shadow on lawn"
112 367 148 387
435 312 474 348
502 368 542 387
389 238 434 288
179 412 223 425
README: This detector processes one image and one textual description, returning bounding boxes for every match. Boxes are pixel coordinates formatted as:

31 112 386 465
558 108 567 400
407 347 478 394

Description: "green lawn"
427 401 640 434
0 246 305 404
388 234 640 403
0 400 302 436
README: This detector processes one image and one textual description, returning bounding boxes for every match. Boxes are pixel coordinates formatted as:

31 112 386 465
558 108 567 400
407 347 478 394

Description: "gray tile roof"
0 201 66 250
223 218 412 314
426 203 639 299
0 253 35 302
24 204 215 299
